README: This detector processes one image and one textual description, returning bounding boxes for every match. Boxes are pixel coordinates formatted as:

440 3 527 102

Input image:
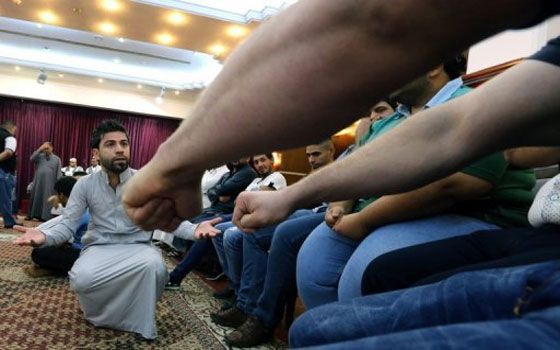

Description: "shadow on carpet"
0 232 286 349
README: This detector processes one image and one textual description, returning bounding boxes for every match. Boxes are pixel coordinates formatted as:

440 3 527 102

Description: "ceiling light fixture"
154 32 175 46
38 10 59 24
174 90 180 95
226 26 248 38
100 0 122 12
97 78 104 83
136 84 143 89
118 37 125 43
98 22 118 35
36 23 43 29
167 11 187 26
14 66 21 71
37 69 47 85
58 73 64 78
209 44 227 57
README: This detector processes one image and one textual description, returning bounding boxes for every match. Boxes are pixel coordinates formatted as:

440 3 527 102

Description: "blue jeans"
0 168 15 227
252 212 325 327
289 261 560 349
235 209 317 315
297 215 499 309
212 221 236 282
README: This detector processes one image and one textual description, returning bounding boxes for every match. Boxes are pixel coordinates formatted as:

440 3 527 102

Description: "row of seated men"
162 53 560 348
15 51 560 347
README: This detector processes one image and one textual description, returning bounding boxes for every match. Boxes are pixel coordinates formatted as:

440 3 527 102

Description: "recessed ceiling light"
226 26 248 38
209 44 227 56
118 37 125 43
58 73 64 78
38 10 60 24
154 32 176 45
97 22 118 35
97 78 104 83
174 90 180 95
100 0 122 12
136 84 143 89
166 11 188 26
14 66 21 71
113 58 121 64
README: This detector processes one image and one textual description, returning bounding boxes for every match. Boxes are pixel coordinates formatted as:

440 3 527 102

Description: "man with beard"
246 154 287 191
13 120 193 339
295 55 536 309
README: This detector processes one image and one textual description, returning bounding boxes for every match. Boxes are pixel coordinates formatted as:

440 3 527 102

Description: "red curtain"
0 96 180 206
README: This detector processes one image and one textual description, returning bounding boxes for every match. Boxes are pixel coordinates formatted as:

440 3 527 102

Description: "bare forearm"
153 0 538 176
285 61 560 209
0 150 12 162
505 147 560 168
355 185 457 230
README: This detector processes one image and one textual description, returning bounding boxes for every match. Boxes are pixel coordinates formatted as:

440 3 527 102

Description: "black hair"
90 119 129 149
72 171 88 177
54 176 77 198
1 120 16 128
443 54 467 80
249 153 274 169
377 97 398 110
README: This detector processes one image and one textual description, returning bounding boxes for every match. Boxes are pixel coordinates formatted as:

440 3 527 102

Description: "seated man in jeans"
359 147 560 295
296 55 534 308
289 148 560 349
165 158 256 289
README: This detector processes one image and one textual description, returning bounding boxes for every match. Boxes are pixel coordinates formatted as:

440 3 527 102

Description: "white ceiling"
0 0 297 91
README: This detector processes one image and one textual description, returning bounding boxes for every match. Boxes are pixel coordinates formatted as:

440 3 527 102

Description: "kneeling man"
15 120 173 339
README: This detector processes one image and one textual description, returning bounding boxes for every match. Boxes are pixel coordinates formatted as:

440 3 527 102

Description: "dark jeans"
242 212 325 327
31 245 80 273
168 212 232 284
0 168 15 227
362 225 560 295
289 261 560 349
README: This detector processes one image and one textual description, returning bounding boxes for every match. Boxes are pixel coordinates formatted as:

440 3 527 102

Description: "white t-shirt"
528 173 560 227
245 171 287 192
201 165 229 208
4 136 16 152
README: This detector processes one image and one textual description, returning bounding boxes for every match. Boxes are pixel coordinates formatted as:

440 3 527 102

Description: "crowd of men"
6 0 560 348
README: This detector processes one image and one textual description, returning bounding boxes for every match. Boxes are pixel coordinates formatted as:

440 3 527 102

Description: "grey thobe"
38 168 194 339
29 150 61 221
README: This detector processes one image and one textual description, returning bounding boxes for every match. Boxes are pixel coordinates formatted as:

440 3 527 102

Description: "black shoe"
225 316 272 348
213 287 235 300
165 281 181 290
210 305 247 328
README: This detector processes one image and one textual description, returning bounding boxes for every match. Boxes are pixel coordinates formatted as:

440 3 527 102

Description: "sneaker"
225 315 272 348
210 305 247 328
165 281 181 290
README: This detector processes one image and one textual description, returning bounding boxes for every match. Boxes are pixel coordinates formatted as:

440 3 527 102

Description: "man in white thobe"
14 120 218 339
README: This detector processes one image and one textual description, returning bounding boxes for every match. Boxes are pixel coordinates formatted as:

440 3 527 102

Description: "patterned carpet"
0 229 286 350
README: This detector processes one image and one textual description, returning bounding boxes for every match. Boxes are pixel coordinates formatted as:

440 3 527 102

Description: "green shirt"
353 87 535 227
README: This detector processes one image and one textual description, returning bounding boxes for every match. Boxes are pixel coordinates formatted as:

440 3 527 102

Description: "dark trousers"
168 212 232 284
31 245 80 273
362 225 560 295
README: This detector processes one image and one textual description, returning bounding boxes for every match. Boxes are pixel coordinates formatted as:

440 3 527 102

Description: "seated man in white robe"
13 120 218 339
